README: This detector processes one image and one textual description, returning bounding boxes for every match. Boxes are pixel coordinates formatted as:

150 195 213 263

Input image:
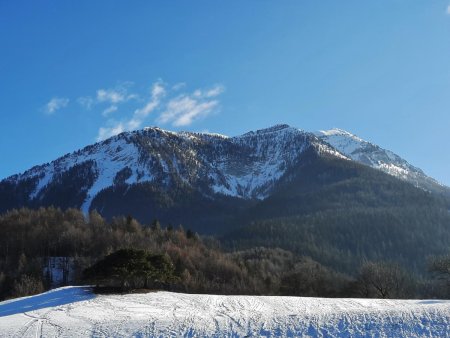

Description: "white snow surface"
1 286 450 337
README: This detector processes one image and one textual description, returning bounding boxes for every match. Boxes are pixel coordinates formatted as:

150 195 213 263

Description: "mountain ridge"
0 125 340 213
0 124 448 218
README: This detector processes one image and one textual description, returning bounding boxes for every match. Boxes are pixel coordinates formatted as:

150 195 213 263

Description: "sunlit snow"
1 286 449 337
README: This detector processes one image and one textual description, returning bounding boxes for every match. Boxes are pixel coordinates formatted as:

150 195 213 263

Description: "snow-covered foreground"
1 287 450 337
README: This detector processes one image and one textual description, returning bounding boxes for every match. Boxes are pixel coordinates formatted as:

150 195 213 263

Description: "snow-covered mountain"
0 124 447 217
316 128 447 195
0 124 343 214
1 286 450 337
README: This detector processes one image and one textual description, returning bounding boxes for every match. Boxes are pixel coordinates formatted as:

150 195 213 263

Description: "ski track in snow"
1 287 450 337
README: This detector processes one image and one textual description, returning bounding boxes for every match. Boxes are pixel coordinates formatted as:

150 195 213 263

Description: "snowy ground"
1 286 450 337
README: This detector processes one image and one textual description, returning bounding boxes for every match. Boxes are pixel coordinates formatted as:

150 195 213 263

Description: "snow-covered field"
1 286 450 337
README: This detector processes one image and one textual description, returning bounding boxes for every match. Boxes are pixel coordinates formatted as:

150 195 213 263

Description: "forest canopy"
0 207 449 301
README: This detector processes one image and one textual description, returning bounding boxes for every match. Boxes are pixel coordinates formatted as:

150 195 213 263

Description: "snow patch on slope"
14 135 156 213
223 125 310 198
317 128 364 155
79 138 146 213
29 166 55 199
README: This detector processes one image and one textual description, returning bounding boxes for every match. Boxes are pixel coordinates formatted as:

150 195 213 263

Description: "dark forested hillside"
224 206 450 274
223 153 450 274
90 182 253 234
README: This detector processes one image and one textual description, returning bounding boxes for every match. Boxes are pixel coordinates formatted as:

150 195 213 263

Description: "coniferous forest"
1 207 450 301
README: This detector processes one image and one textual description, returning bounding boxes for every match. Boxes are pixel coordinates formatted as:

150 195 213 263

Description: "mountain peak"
239 124 298 138
254 124 293 133
316 128 447 193
141 126 229 139
317 128 363 142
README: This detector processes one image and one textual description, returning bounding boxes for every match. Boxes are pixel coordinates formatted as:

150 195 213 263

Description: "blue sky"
1 1 450 185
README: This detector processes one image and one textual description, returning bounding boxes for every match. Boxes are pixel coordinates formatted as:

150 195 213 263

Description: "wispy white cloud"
172 82 186 91
97 122 125 142
97 89 124 103
447 5 450 14
125 82 166 130
205 84 225 98
158 95 219 127
43 97 69 115
91 80 224 141
192 84 225 99
96 82 166 141
157 84 224 127
102 105 118 116
96 88 131 104
78 82 137 111
77 96 94 110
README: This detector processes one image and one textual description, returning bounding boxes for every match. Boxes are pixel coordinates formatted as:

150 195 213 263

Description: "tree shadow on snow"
0 286 95 317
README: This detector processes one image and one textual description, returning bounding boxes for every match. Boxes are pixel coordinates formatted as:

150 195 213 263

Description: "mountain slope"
316 128 448 195
223 152 450 273
0 125 342 216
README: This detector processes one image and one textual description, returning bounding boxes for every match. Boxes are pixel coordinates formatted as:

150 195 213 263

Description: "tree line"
1 207 450 300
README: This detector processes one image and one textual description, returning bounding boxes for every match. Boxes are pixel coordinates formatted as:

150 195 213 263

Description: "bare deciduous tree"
356 261 413 299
